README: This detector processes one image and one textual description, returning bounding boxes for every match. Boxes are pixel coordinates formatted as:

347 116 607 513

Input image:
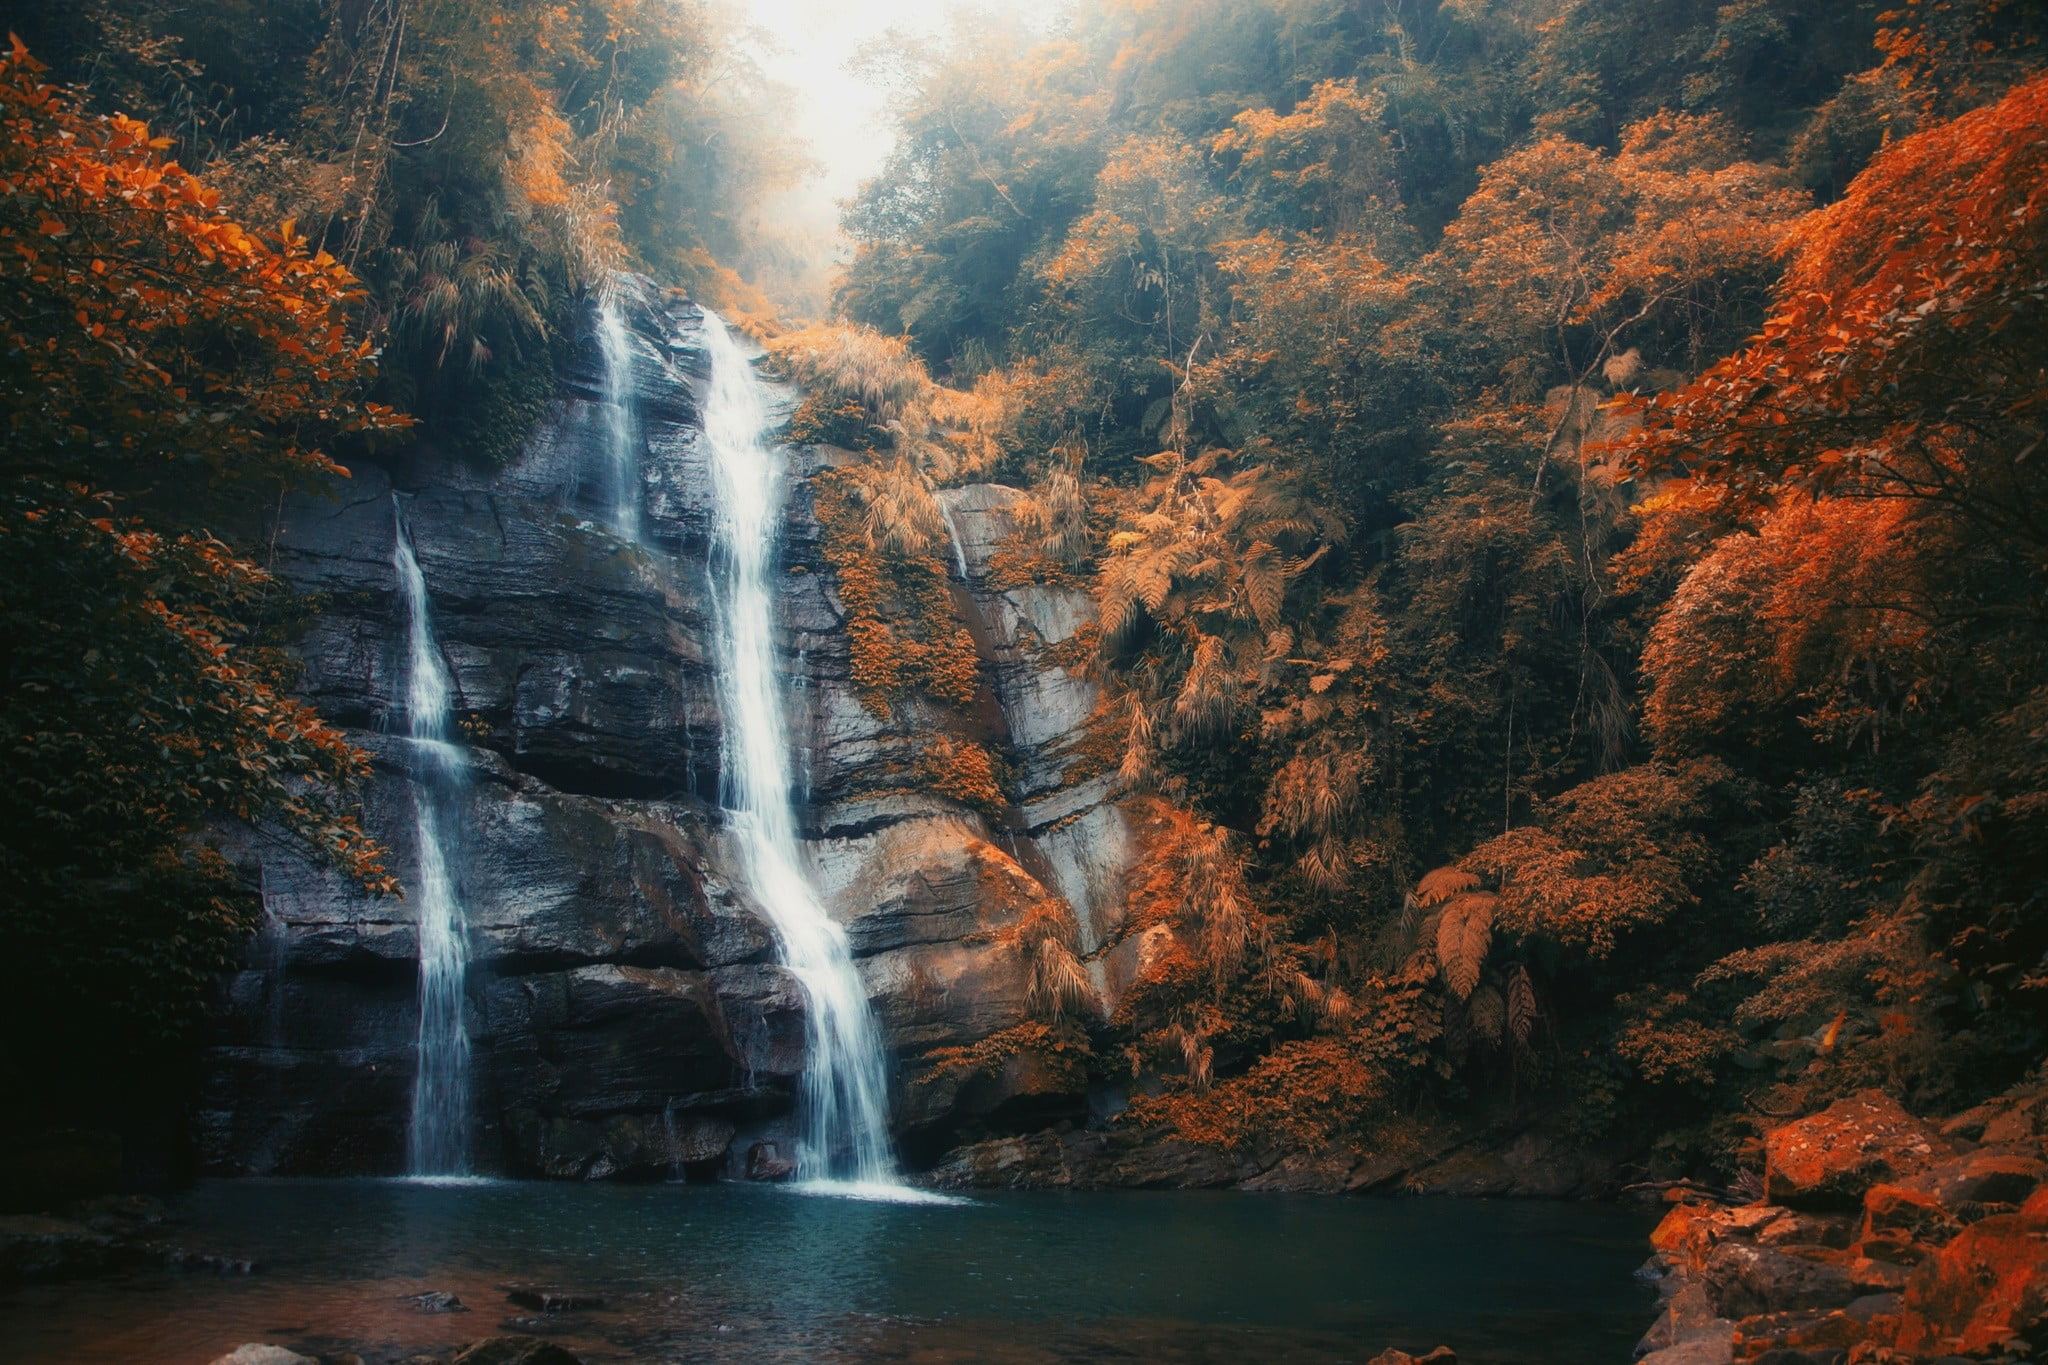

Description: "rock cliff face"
197 281 1136 1179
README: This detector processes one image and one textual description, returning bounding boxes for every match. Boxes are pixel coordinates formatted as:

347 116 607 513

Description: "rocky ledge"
1635 1078 2048 1365
203 280 1146 1180
0 1195 254 1282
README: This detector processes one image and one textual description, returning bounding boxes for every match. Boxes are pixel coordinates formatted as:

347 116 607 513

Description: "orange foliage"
811 468 980 716
1641 497 1941 754
1631 70 2048 524
0 36 407 493
1473 760 1728 959
911 735 1008 815
0 38 400 893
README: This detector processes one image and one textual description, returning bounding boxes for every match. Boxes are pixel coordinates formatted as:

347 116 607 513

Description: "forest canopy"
2 0 2046 1189
816 0 2048 1169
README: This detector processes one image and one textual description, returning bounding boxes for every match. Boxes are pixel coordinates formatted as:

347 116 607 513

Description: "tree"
0 39 402 1111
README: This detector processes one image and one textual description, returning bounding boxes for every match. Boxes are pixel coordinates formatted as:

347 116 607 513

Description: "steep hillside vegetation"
814 0 2048 1181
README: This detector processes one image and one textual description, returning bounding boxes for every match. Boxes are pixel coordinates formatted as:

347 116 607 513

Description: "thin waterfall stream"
595 292 641 539
392 498 472 1178
697 313 935 1201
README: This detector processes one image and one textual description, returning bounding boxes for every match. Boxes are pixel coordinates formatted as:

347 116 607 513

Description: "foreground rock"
207 1338 583 1365
0 1195 257 1284
1763 1091 1951 1208
1636 1079 2048 1364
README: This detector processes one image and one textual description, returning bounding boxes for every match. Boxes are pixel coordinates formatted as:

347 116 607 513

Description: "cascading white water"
595 293 641 539
698 314 908 1196
937 498 971 582
393 499 472 1177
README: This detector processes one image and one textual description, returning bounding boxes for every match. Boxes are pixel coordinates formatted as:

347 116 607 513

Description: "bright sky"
740 0 937 209
739 0 1057 211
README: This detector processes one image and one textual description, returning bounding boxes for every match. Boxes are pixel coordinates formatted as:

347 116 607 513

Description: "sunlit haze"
741 0 1055 223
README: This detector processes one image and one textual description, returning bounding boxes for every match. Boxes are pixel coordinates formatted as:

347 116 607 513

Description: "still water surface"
0 1179 1655 1363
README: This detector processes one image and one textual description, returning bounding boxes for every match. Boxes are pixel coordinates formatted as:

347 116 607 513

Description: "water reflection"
0 1180 1655 1363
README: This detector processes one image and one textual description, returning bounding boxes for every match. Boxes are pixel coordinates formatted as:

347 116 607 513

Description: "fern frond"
1468 983 1506 1043
1508 964 1540 1049
1415 865 1481 906
1435 891 1494 1000
1119 694 1155 788
1171 633 1234 743
1242 542 1284 629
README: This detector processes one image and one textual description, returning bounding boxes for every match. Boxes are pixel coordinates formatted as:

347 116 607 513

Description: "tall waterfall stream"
392 497 472 1177
697 314 935 1200
595 292 641 539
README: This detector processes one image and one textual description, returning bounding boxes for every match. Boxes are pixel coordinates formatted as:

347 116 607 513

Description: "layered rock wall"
198 282 1135 1178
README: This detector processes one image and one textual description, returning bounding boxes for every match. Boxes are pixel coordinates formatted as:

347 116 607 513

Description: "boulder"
1894 1204 2048 1356
745 1141 797 1182
207 1349 318 1365
1764 1091 1950 1208
1649 1201 1789 1271
1637 1318 1736 1365
1897 1150 2045 1211
1636 1280 1729 1357
1757 1210 1855 1250
1847 1257 1911 1293
1702 1242 1857 1318
1861 1184 1951 1240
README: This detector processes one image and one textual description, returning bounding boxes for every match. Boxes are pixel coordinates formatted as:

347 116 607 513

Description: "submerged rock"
503 1284 606 1312
0 1215 125 1281
450 1339 585 1365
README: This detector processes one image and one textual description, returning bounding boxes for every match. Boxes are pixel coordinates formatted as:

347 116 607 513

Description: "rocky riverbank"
1635 1077 2048 1364
0 1195 255 1282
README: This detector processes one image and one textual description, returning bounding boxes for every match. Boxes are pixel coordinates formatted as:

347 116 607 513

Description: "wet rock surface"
1633 1074 2048 1365
202 281 1130 1179
1763 1090 1952 1209
0 1195 256 1285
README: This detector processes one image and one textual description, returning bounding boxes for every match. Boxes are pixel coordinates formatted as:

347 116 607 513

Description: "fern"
1171 633 1234 742
1415 865 1481 906
1242 541 1285 627
1118 693 1156 787
1508 963 1540 1049
1468 982 1506 1043
1435 891 1494 1000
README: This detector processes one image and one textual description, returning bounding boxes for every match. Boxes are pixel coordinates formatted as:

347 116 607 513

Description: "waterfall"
596 292 641 539
392 499 472 1177
938 499 971 582
697 314 906 1196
